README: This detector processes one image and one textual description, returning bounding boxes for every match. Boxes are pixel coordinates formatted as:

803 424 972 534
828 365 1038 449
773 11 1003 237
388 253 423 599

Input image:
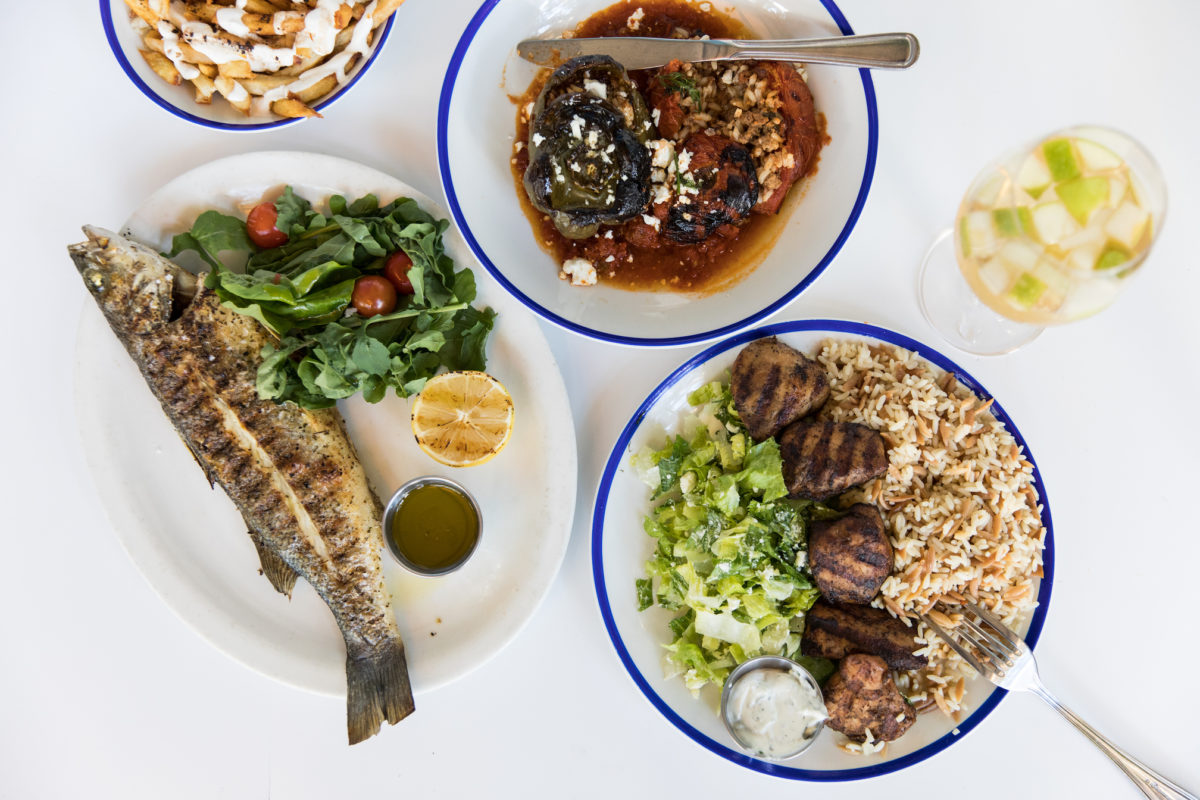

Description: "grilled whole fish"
69 227 413 744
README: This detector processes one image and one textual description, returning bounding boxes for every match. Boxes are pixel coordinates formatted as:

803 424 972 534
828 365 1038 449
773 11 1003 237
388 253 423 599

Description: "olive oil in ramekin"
383 478 481 575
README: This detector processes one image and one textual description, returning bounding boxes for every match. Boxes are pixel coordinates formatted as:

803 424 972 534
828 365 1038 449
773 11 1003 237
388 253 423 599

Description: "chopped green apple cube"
1017 154 1052 199
971 172 1008 207
1031 201 1080 244
1076 138 1123 171
1094 243 1131 270
997 240 1041 272
961 210 998 258
1067 241 1103 273
977 257 1012 295
1043 138 1081 182
1104 202 1150 249
1032 259 1071 297
1009 272 1047 308
992 208 1019 236
1056 176 1110 224
1107 175 1128 207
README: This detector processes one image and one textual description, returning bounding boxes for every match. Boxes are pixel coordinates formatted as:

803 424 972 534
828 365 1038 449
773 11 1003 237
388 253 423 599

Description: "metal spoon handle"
1031 683 1198 800
723 33 919 69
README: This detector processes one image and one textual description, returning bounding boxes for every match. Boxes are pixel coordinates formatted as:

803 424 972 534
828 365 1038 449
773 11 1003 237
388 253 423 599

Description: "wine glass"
918 125 1166 355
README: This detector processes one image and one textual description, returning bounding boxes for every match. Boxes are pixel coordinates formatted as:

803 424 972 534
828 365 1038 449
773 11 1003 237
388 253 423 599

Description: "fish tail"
346 636 414 744
248 531 298 597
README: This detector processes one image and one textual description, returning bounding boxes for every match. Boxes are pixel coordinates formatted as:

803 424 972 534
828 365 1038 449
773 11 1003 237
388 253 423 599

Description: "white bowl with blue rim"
438 0 878 347
592 320 1055 779
100 0 394 131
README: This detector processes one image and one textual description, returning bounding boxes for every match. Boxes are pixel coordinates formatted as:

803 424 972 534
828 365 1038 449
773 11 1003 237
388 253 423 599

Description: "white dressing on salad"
725 667 826 759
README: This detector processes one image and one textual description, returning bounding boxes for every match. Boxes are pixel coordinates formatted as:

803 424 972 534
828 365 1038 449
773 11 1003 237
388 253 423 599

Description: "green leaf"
273 186 313 236
168 210 252 272
351 335 391 377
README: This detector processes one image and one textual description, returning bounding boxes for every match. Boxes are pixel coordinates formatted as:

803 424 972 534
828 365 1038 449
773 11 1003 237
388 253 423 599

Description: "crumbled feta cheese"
652 182 672 205
677 148 693 172
642 214 661 231
531 133 545 146
604 255 615 263
586 130 599 148
561 258 597 286
604 230 613 239
583 79 607 100
651 108 661 126
523 101 534 119
569 115 585 139
605 143 615 154
570 161 582 172
605 193 614 204
627 7 644 29
514 141 525 151
648 139 675 169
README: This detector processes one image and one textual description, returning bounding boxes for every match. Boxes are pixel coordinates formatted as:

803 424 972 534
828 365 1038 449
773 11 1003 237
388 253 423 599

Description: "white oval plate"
74 152 578 696
592 320 1054 780
438 0 877 346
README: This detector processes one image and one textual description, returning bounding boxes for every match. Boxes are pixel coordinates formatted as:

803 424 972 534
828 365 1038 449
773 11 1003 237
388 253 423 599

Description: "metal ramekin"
382 475 482 576
719 655 827 761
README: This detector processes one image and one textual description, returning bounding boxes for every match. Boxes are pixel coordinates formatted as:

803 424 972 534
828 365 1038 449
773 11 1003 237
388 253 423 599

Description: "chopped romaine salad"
631 379 837 694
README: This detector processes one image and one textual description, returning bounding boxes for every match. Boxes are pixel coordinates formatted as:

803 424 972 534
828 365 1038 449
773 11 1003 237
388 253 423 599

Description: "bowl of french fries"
102 0 403 128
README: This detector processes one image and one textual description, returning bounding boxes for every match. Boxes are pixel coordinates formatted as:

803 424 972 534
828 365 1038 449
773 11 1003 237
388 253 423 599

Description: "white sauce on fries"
157 20 201 80
214 0 252 40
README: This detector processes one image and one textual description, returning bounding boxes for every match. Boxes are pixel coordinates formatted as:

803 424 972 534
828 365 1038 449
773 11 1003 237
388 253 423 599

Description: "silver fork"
921 601 1197 800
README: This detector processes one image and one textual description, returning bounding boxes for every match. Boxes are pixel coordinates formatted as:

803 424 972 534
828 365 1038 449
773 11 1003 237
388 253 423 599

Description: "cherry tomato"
351 275 397 317
383 251 415 295
246 202 289 249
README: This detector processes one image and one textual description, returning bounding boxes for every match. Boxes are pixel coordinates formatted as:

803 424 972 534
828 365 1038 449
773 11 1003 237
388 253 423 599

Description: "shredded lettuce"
633 377 831 695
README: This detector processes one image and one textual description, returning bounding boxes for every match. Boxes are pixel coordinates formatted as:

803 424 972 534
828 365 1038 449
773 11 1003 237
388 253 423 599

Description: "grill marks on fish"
731 337 829 441
68 227 413 743
779 419 887 501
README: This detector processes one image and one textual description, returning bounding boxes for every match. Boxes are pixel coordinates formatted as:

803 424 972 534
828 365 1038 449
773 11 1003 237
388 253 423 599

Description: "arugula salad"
631 379 837 694
169 187 495 409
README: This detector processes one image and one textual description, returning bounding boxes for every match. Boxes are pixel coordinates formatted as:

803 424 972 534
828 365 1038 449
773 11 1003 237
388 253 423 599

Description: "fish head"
68 226 191 337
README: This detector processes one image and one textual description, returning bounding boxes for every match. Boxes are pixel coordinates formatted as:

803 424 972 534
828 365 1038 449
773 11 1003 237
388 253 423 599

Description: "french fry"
197 62 218 77
271 97 321 118
240 72 298 94
374 0 407 18
191 74 217 104
218 60 253 79
140 49 182 86
291 72 338 103
125 0 162 26
214 75 252 114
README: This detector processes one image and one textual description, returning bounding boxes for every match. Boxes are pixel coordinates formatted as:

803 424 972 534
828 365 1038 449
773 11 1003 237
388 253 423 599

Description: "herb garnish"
657 71 702 108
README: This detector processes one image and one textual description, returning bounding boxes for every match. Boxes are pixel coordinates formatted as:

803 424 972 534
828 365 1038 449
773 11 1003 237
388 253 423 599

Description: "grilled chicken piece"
780 419 887 500
823 654 916 742
731 338 830 441
809 504 893 604
801 600 926 670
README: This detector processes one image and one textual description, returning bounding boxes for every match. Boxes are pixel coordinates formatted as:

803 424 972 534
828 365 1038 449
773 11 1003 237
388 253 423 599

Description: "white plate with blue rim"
100 0 395 130
438 0 878 347
72 151 577 696
591 319 1055 780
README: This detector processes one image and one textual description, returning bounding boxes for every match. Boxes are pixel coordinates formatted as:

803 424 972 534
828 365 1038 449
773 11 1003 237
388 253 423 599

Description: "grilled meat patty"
823 654 916 742
779 419 887 500
809 504 893 604
69 227 414 744
731 337 830 441
801 600 926 670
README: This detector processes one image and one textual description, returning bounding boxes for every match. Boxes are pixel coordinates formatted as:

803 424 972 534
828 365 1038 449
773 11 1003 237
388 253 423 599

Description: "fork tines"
920 600 1027 680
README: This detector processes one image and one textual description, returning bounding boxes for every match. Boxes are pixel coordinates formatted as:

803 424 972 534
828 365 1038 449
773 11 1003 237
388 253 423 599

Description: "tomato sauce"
510 0 822 294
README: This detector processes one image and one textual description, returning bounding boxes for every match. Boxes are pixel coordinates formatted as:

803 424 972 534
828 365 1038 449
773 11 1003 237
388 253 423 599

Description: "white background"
3 1 1199 798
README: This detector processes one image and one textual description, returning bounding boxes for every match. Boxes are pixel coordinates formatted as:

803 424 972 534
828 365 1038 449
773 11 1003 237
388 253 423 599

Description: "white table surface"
3 1 1199 797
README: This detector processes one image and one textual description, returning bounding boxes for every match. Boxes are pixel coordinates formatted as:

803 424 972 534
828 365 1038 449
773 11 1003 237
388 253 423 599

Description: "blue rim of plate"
100 1 394 131
591 319 1056 781
436 0 879 347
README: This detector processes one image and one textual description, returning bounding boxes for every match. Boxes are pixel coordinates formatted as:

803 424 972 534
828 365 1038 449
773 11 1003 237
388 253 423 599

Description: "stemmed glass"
918 125 1166 356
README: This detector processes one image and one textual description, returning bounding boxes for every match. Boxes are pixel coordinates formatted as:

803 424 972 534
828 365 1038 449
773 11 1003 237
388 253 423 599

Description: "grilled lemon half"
411 371 514 467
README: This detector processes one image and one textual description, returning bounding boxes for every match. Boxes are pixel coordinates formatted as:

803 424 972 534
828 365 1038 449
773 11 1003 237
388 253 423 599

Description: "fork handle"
1031 684 1197 799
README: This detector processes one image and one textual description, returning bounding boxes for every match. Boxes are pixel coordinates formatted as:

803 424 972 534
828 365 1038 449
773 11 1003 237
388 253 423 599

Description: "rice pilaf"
815 339 1046 721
